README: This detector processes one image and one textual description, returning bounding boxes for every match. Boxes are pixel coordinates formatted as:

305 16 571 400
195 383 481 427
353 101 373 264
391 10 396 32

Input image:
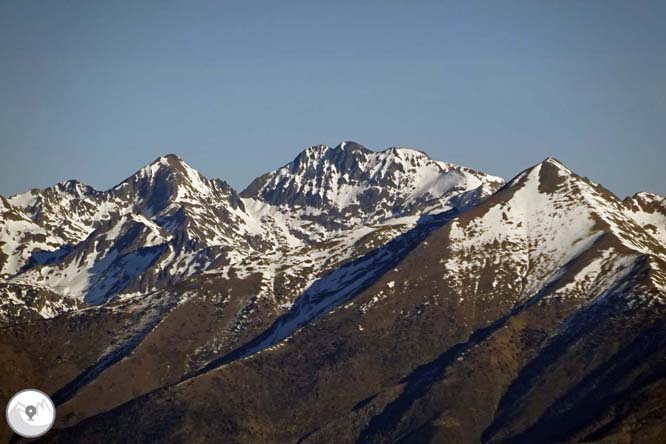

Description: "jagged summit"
626 191 666 207
2 146 663 310
157 152 182 161
242 142 504 225
282 142 371 179
114 153 203 191
48 179 98 195
540 155 576 174
506 156 571 184
2 144 506 307
133 154 239 199
3 154 261 303
542 155 565 165
337 140 367 151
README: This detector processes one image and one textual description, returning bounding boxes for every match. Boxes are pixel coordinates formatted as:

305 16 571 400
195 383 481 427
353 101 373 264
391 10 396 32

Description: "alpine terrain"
0 142 664 444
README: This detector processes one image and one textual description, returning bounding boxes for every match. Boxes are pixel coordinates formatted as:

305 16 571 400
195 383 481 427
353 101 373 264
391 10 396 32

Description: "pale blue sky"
1 0 664 197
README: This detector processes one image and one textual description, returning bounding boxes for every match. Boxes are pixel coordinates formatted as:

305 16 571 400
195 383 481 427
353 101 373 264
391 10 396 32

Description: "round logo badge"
5 389 56 438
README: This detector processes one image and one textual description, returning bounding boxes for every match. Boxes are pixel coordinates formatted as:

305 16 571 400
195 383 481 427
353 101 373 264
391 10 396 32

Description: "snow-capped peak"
110 154 244 217
242 142 504 221
499 157 666 261
124 154 195 184
114 154 203 194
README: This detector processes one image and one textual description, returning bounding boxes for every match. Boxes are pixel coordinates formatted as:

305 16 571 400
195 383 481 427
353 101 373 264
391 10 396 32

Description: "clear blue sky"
1 0 664 197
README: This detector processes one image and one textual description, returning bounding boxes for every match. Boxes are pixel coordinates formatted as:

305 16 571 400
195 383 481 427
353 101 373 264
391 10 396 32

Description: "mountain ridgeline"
0 142 664 444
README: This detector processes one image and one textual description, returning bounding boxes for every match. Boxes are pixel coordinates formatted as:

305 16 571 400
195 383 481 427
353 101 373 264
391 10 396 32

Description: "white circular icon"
5 389 56 438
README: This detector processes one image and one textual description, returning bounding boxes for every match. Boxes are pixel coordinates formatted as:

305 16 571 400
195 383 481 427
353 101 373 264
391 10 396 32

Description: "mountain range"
1 142 664 444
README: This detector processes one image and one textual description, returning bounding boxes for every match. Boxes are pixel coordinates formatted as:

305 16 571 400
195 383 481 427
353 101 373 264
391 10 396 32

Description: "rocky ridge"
0 144 664 444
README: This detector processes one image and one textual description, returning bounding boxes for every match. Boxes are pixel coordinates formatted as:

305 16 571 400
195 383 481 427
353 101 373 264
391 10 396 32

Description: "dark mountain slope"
1 144 509 443
33 158 666 444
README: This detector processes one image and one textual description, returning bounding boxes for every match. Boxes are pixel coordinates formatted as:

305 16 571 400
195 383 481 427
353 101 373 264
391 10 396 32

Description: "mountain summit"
243 141 503 219
2 143 501 312
0 146 664 444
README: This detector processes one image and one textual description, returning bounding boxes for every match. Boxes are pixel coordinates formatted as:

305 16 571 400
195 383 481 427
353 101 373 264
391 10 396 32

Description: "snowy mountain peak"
287 142 370 172
158 153 182 161
2 145 665 444
442 156 665 308
626 191 666 208
242 143 503 220
32 179 99 200
9 179 100 211
499 157 666 262
337 141 368 152
505 156 577 193
541 156 574 174
110 154 244 217
148 153 192 174
10 145 660 323
543 155 565 164
117 153 197 189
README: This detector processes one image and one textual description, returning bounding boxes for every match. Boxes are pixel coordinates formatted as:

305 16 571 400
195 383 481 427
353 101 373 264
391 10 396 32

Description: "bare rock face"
0 144 664 444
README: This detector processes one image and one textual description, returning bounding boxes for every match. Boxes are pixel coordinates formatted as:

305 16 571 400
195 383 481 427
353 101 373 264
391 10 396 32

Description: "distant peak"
504 156 574 191
152 153 186 166
534 156 573 176
111 153 203 194
295 142 427 160
141 154 196 176
56 179 88 189
292 144 329 164
39 179 98 197
303 144 329 153
335 141 368 152
632 191 664 201
543 156 565 166
625 191 666 209
290 142 372 169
